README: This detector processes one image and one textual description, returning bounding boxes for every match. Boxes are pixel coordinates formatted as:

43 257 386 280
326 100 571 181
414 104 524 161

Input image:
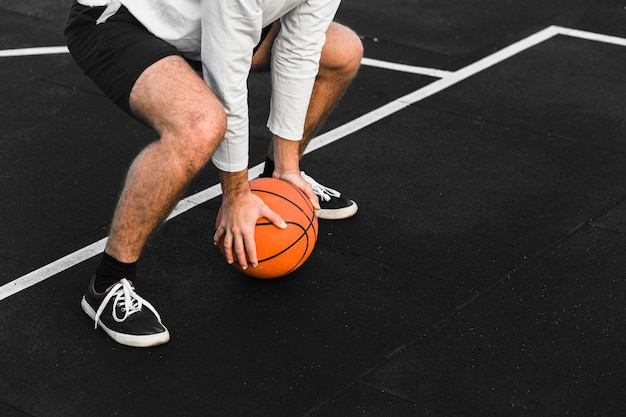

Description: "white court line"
0 46 449 78
301 25 562 154
2 25 626 301
555 27 626 47
0 46 69 58
361 57 452 78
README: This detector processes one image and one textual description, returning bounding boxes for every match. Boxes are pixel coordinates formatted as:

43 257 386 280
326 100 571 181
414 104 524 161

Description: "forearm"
219 169 250 206
272 136 301 177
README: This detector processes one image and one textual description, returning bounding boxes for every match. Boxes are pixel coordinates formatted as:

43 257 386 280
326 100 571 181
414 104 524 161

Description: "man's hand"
275 171 320 212
214 169 286 270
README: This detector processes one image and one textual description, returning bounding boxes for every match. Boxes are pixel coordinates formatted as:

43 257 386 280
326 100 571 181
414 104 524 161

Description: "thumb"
301 185 320 211
262 206 287 229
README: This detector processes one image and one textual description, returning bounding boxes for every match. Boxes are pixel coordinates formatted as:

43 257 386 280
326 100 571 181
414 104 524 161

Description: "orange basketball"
215 177 318 279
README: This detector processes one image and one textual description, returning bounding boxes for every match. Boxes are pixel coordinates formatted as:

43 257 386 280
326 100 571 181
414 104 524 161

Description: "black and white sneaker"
81 278 170 347
261 157 358 220
300 171 358 220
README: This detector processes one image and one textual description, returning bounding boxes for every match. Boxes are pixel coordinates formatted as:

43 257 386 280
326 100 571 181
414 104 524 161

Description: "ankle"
94 252 138 293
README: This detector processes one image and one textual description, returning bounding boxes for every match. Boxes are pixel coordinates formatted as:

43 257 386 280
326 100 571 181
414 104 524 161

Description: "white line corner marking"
1 26 625 301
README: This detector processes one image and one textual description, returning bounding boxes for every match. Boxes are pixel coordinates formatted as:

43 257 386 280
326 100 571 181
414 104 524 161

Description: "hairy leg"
105 55 227 263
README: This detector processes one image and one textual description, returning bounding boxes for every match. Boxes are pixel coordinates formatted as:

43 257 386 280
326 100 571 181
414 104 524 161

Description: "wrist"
220 169 250 206
272 136 301 176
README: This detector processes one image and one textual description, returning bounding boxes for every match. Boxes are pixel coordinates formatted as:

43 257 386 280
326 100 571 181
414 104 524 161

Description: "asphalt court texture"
1 0 626 416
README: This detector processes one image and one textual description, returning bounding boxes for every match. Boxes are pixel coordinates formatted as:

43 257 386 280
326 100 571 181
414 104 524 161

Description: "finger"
233 234 249 270
244 233 258 268
213 226 224 245
288 176 320 210
308 191 320 211
221 231 235 264
300 183 320 210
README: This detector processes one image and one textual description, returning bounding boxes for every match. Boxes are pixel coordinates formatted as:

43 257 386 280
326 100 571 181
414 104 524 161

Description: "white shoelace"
300 171 341 202
93 278 162 329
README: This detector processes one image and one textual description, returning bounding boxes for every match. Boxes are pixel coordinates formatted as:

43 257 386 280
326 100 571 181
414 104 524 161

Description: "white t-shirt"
78 0 341 172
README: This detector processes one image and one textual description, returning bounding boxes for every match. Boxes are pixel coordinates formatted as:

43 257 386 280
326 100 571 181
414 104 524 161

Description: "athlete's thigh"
129 55 224 137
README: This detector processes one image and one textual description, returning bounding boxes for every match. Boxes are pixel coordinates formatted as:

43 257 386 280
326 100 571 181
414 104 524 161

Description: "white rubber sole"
81 296 170 348
316 200 359 220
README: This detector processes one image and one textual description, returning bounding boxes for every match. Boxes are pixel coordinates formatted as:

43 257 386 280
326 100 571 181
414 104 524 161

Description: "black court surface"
2 1 626 416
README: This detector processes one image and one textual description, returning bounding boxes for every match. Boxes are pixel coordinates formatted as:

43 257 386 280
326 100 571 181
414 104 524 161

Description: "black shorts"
64 1 274 116
64 2 181 115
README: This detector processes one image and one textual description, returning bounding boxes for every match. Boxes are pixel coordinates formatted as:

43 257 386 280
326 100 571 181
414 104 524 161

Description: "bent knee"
188 105 227 142
322 23 364 74
162 106 227 172
186 108 227 165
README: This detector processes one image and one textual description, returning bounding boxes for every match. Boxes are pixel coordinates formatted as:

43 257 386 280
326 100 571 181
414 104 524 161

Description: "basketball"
215 177 318 279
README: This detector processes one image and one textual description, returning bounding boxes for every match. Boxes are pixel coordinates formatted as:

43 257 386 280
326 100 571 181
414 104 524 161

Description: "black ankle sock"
94 253 137 293
261 156 274 178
